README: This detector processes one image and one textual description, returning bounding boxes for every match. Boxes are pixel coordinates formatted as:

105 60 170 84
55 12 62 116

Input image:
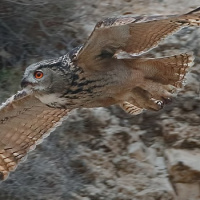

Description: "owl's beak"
21 78 31 88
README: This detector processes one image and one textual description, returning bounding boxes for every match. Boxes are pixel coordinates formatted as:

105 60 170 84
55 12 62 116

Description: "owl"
0 7 200 180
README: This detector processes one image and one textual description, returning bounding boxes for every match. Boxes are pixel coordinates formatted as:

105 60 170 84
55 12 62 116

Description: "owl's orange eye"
34 71 44 79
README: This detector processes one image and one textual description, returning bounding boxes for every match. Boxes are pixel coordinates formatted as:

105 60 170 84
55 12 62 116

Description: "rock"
136 188 175 200
155 157 167 173
182 101 195 111
161 118 200 147
128 142 147 161
165 149 200 182
104 179 116 188
175 183 200 200
173 138 200 149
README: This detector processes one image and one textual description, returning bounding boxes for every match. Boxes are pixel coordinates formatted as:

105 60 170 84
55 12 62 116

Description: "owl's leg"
129 87 164 111
120 101 143 115
140 80 176 101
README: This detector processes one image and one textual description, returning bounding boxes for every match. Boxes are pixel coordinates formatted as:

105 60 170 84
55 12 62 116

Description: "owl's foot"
127 87 165 111
141 81 176 101
144 98 163 111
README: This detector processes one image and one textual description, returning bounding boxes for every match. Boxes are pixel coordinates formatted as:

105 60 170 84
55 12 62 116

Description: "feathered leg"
126 52 194 101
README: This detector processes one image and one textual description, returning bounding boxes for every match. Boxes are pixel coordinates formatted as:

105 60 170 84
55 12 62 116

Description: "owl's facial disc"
22 68 41 87
21 57 71 95
21 70 43 88
21 61 54 92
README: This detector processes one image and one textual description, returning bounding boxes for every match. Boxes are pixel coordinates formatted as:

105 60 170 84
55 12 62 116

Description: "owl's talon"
155 100 164 109
162 97 172 105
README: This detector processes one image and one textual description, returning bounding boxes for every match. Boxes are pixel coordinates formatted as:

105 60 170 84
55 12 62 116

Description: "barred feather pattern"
0 90 69 180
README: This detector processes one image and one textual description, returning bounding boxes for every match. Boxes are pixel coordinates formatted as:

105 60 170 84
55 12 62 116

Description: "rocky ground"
0 0 200 200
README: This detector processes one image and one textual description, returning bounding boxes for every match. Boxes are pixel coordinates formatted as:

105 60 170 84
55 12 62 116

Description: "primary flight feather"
0 7 200 180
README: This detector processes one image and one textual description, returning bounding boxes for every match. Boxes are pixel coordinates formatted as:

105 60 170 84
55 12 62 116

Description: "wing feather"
76 7 200 71
0 90 70 180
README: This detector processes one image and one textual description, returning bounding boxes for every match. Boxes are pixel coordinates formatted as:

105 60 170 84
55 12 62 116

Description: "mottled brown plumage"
0 90 70 180
0 7 200 180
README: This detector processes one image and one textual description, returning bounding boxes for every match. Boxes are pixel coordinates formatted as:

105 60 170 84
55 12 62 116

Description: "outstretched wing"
0 90 70 180
76 7 200 71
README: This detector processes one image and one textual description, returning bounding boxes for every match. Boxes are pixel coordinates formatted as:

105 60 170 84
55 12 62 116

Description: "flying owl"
0 7 200 180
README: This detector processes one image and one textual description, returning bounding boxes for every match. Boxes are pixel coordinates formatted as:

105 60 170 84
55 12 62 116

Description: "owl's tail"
121 53 194 115
133 52 194 88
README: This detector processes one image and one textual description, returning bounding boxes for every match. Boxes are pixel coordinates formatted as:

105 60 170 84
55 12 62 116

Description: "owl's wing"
76 7 200 71
0 90 70 180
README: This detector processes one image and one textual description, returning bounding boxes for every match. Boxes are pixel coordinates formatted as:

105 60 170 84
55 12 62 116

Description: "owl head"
21 56 72 95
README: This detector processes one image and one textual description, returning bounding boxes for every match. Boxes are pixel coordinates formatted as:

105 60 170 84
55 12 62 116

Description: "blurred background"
0 0 200 199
